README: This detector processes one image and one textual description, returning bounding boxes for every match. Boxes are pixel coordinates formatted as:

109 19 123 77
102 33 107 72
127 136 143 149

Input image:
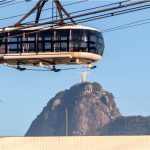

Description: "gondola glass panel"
88 31 97 54
70 30 80 52
70 29 104 55
0 44 5 54
37 35 43 52
0 27 104 58
0 36 6 54
27 33 35 53
8 36 20 53
39 30 52 52
54 30 68 52
97 33 104 55
44 34 52 52
80 30 88 52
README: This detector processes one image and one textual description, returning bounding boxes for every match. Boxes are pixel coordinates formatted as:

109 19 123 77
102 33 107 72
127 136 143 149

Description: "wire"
0 0 24 9
0 0 148 26
1 17 150 41
20 0 150 27
66 0 131 16
102 20 150 33
20 0 132 25
102 17 150 32
0 0 88 21
0 0 14 6
73 1 150 22
76 4 150 24
0 0 150 39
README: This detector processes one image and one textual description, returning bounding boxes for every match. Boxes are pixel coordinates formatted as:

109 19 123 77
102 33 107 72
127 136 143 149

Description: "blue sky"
0 0 150 136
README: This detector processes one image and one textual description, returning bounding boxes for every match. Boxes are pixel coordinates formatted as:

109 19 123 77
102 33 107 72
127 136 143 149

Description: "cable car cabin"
0 25 104 66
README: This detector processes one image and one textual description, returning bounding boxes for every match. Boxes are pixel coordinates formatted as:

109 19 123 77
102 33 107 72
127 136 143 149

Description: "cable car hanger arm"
15 0 76 27
54 0 76 25
15 0 150 29
15 0 48 26
1 0 150 33
35 0 48 24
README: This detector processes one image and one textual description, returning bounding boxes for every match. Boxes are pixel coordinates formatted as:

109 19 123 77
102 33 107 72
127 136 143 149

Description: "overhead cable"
102 18 150 33
0 0 88 21
1 16 150 41
0 0 150 37
0 0 24 9
76 4 150 24
20 0 132 25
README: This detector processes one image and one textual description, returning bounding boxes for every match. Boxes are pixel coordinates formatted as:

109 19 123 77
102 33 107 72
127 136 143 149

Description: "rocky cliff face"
97 116 150 135
25 82 121 136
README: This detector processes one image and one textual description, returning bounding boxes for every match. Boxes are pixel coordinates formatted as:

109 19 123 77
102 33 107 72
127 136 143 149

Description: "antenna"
65 108 68 136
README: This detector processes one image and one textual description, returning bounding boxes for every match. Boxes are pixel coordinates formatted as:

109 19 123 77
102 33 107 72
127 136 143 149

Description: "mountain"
25 82 121 136
25 82 150 136
97 116 150 135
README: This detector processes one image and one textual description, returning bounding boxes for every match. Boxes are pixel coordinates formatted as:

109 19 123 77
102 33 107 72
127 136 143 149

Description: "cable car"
0 25 104 67
0 0 104 71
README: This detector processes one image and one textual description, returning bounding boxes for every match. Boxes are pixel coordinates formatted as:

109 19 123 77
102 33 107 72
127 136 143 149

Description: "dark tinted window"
0 28 104 55
54 30 68 52
88 31 97 53
0 44 5 54
70 29 104 55
8 35 21 53
97 32 104 55
70 30 80 52
0 35 6 54
80 30 88 52
39 30 52 52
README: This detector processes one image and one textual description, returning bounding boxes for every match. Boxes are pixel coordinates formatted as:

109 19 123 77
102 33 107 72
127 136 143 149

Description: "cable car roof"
0 25 100 32
53 25 100 32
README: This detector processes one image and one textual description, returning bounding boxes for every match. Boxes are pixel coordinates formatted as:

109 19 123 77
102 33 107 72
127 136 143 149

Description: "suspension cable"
0 0 149 38
19 0 132 25
0 0 88 21
0 0 24 9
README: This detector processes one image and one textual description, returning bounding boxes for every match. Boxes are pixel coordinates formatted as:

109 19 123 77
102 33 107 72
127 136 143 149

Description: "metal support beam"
35 0 47 23
54 0 64 24
14 0 76 27
54 0 76 25
15 0 48 26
